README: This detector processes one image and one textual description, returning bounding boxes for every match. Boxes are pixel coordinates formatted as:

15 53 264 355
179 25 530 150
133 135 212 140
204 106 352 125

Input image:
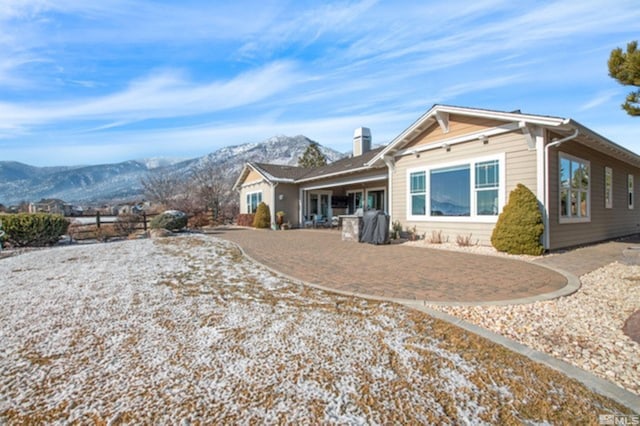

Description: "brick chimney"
353 127 371 157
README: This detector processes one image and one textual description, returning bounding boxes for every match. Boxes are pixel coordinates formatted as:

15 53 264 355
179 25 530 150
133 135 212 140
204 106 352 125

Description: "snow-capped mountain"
0 135 345 206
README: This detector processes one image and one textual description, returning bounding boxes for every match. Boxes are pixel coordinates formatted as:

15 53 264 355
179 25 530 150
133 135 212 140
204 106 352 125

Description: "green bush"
1 213 69 247
150 210 188 231
252 202 271 228
491 183 544 255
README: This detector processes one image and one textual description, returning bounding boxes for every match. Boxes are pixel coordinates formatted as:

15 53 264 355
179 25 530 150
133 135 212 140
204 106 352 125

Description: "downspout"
383 155 395 225
542 129 579 250
271 182 279 229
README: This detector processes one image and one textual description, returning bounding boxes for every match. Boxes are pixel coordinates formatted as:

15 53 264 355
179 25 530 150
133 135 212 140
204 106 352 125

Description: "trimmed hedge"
150 210 188 231
1 213 69 247
252 202 271 229
491 183 544 255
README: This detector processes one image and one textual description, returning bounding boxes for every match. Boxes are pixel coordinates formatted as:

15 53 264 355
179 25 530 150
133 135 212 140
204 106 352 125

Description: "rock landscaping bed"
0 235 634 423
428 258 640 396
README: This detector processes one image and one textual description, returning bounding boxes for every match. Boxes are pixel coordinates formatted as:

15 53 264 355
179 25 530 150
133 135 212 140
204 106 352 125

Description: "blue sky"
1 0 639 167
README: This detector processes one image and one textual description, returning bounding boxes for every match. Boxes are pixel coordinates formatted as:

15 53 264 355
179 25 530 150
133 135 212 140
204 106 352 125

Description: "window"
246 191 262 213
407 155 503 221
605 167 613 209
475 160 500 215
629 174 634 210
410 171 426 215
559 154 590 221
431 165 470 216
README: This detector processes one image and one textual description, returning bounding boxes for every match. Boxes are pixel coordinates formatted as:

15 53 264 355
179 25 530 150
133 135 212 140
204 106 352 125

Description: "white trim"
368 105 571 166
536 132 547 243
405 153 505 224
605 166 613 209
300 173 387 191
628 174 635 210
306 190 333 221
435 111 449 133
558 152 591 224
295 165 384 183
245 190 263 214
395 122 520 158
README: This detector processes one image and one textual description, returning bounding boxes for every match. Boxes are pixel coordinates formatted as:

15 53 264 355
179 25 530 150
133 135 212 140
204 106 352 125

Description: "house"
28 198 73 216
234 105 640 250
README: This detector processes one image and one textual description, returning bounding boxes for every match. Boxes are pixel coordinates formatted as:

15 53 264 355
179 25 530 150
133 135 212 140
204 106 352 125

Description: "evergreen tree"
491 184 544 255
298 142 328 168
608 40 640 116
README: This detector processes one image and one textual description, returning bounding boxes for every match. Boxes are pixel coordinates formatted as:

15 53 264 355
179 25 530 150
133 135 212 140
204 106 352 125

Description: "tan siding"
390 130 534 246
547 138 640 249
404 115 505 150
239 181 272 215
244 169 263 184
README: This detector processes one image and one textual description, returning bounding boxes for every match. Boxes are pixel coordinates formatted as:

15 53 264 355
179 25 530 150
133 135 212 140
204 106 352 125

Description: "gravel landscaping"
406 240 640 396
0 235 634 423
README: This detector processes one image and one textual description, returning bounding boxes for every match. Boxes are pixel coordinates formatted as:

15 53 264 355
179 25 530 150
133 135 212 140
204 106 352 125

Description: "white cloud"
578 90 621 111
0 61 303 129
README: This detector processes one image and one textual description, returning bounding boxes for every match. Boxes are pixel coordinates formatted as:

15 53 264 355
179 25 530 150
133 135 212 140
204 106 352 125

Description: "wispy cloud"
579 90 621 111
0 61 303 130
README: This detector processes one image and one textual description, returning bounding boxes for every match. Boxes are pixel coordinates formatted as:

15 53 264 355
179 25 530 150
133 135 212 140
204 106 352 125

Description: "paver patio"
213 227 568 303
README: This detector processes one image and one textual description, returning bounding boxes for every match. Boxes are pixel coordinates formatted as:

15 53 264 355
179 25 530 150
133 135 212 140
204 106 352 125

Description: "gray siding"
547 139 640 250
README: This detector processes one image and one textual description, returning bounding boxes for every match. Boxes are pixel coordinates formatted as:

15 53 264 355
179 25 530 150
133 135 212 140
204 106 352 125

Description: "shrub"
114 213 143 236
456 233 476 247
252 202 271 229
236 214 255 227
1 213 69 247
427 230 447 244
491 183 544 255
150 210 188 231
391 220 403 239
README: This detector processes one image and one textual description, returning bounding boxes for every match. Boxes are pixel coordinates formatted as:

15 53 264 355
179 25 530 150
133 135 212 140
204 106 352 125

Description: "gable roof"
234 147 386 189
295 146 385 183
368 104 640 168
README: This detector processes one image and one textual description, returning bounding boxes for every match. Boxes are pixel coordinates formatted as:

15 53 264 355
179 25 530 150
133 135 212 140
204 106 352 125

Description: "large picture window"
559 154 590 221
407 155 503 221
430 165 470 216
246 191 262 213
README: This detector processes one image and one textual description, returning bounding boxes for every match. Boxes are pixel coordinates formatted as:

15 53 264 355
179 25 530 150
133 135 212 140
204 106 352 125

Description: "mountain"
0 135 345 206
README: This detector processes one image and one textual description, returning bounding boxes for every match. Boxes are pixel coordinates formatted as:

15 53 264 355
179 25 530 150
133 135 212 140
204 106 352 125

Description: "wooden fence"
68 212 158 241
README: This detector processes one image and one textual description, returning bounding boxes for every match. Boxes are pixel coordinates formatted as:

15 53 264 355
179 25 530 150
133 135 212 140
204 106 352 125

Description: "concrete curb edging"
224 239 639 414
408 304 640 413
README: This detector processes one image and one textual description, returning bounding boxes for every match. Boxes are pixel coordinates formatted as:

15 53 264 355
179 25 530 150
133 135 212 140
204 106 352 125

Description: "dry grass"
0 235 633 423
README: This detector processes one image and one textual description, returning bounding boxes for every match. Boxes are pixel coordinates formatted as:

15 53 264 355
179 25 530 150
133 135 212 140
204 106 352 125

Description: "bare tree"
190 159 234 224
140 169 182 208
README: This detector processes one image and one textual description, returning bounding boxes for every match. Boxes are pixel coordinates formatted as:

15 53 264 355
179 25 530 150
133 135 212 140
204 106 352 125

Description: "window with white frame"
408 155 503 220
605 167 613 209
430 165 470 216
629 174 634 210
475 160 500 215
559 153 590 221
246 191 262 213
409 171 426 215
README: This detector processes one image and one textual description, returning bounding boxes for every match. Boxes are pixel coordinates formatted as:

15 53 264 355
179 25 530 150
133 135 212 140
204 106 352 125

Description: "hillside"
0 135 344 206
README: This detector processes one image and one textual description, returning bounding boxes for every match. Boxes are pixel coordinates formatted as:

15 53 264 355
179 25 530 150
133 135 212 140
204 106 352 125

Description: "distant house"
28 199 73 216
234 105 640 250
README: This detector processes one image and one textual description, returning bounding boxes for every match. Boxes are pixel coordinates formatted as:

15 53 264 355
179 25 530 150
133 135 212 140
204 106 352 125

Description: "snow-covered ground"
0 235 632 423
